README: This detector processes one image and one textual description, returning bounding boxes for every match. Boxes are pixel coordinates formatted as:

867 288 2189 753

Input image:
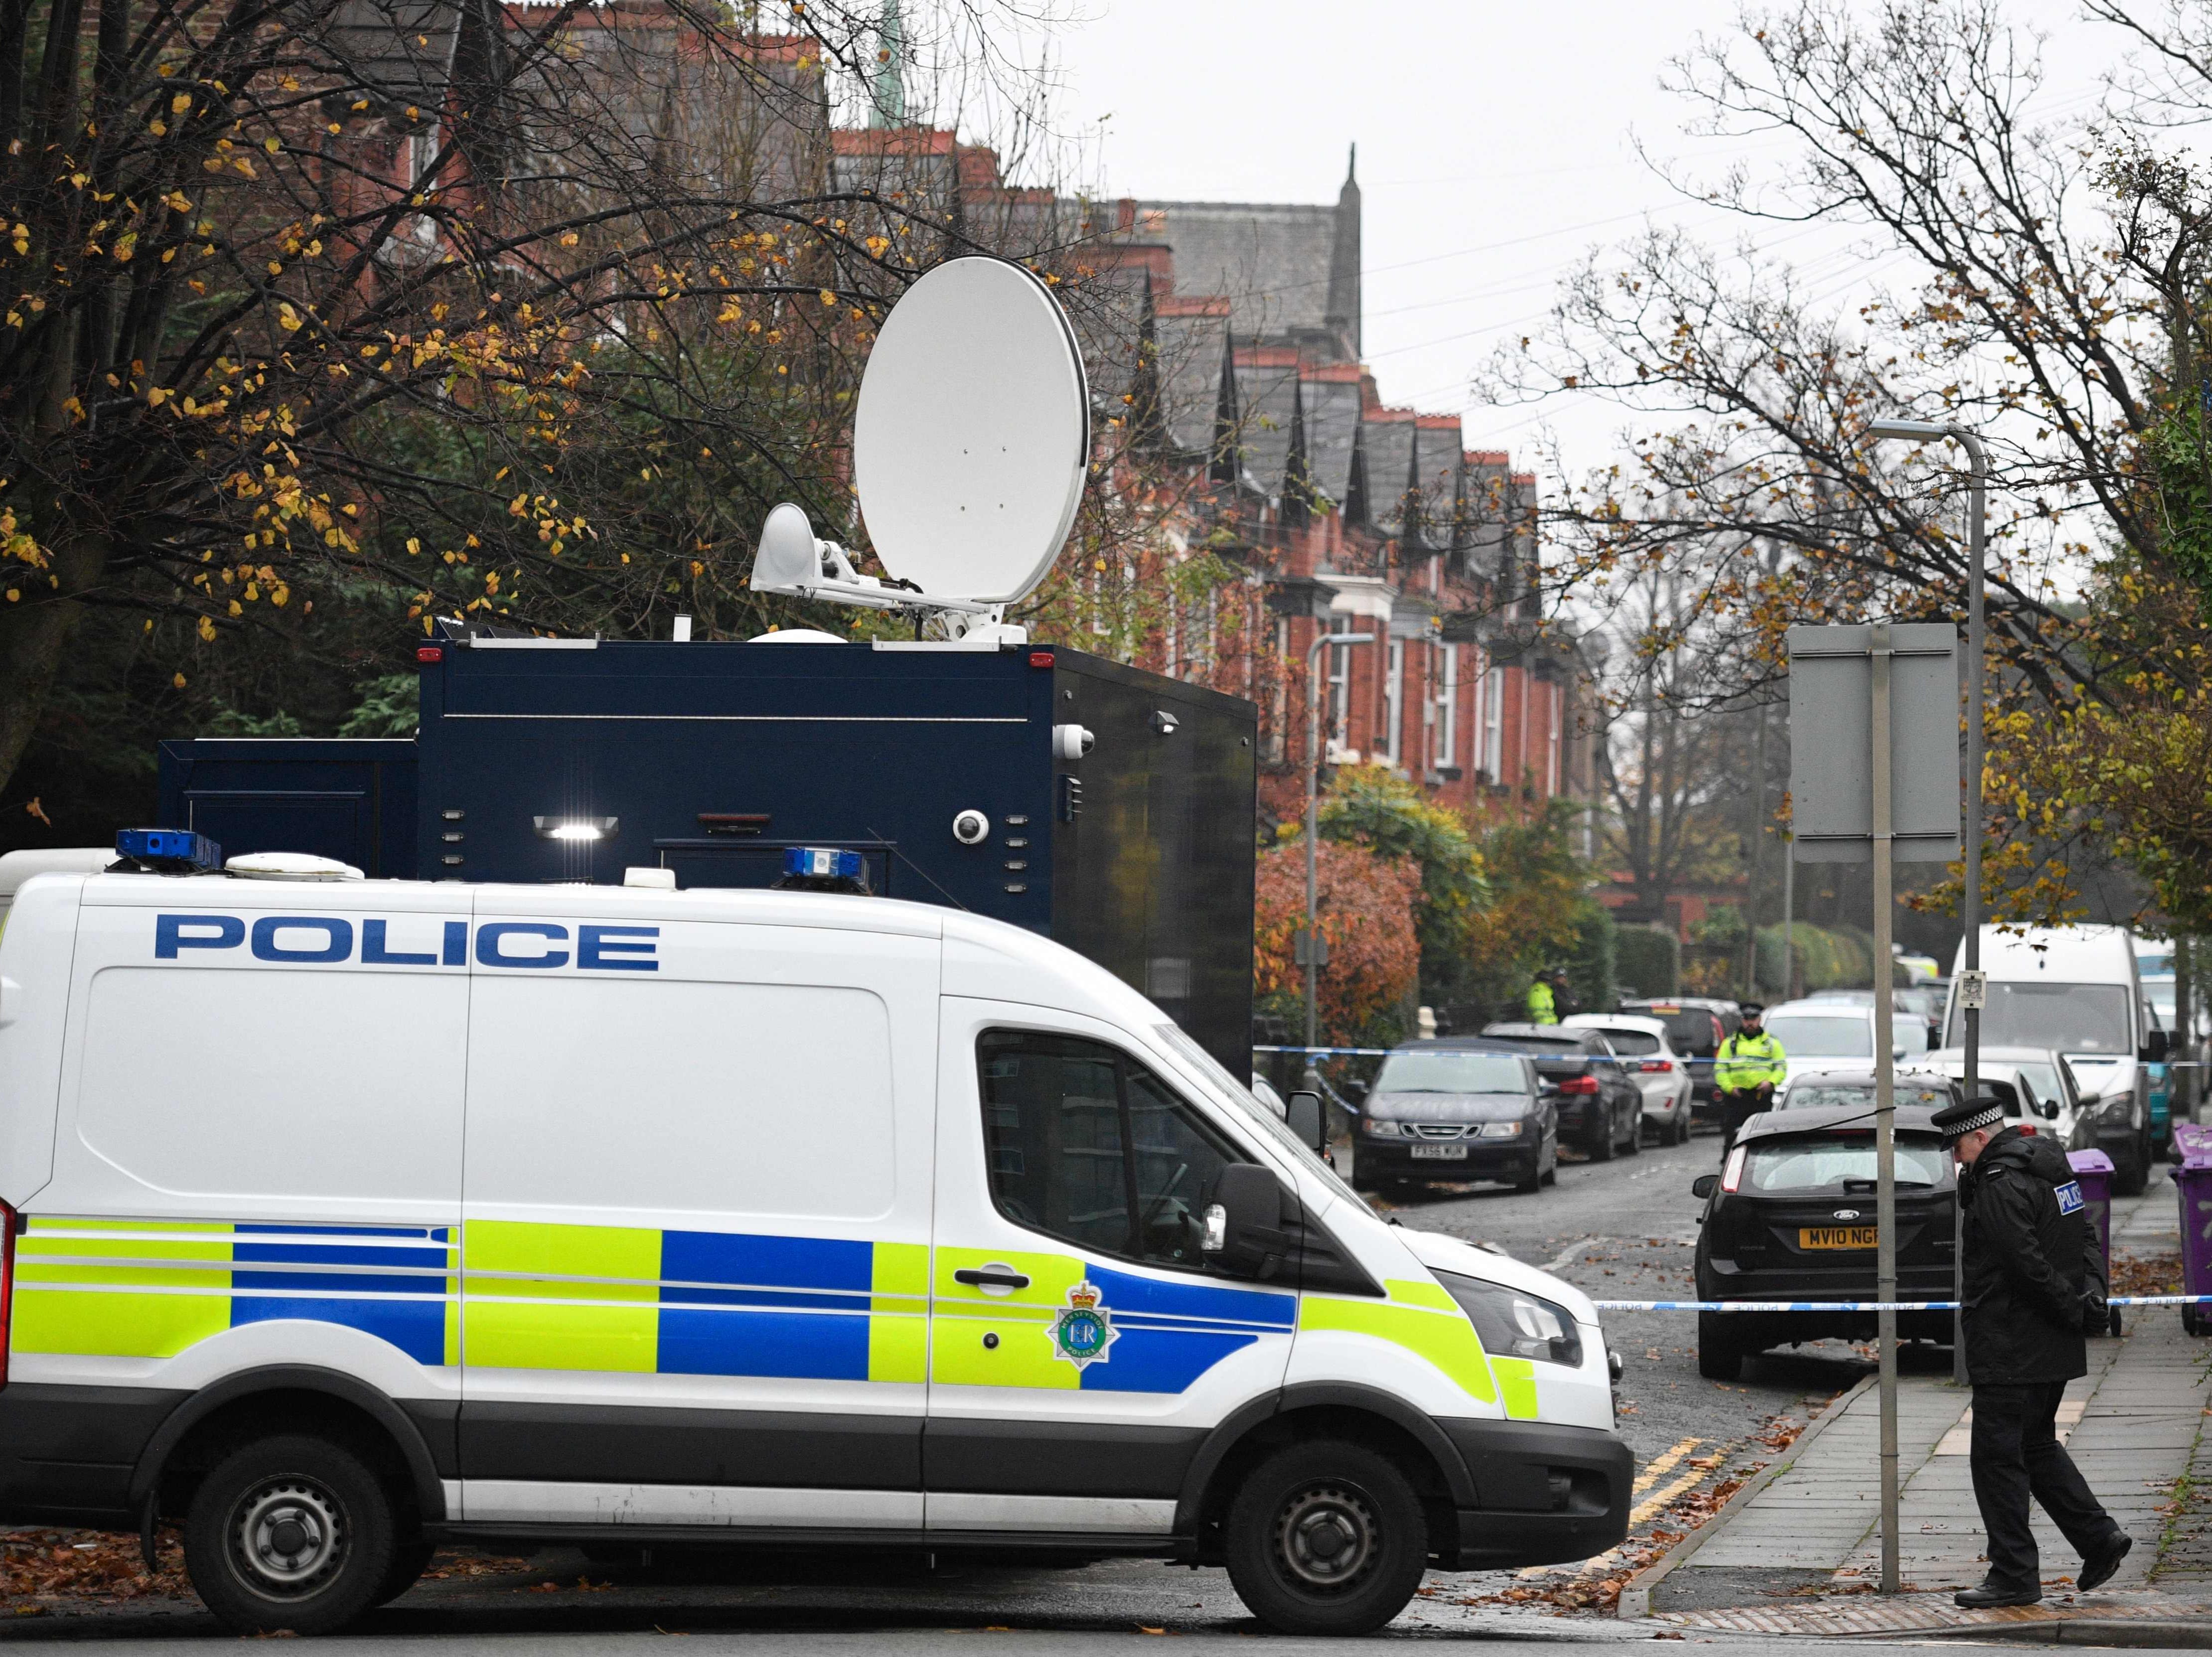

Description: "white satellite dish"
855 257 1089 605
749 257 1089 640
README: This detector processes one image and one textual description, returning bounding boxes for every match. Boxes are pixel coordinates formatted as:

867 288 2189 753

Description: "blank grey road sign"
1787 623 1962 863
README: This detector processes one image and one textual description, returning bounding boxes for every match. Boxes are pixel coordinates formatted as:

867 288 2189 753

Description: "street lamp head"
1867 418 1952 442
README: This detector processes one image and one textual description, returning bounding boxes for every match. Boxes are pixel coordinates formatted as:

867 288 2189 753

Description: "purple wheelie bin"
2176 1122 2212 1337
2067 1148 2120 1337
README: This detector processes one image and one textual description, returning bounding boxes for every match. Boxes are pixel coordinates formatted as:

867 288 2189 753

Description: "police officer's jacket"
1959 1125 2107 1386
1714 1030 1785 1091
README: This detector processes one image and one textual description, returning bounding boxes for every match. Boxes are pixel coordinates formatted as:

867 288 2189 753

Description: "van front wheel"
1223 1440 1428 1636
184 1434 397 1636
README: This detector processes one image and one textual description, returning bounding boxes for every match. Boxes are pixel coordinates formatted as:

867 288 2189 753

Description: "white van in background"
1943 925 2158 1193
0 853 1629 1636
0 849 111 928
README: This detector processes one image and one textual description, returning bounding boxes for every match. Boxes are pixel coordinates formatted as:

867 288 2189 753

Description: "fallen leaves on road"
0 1529 189 1604
423 1550 532 1581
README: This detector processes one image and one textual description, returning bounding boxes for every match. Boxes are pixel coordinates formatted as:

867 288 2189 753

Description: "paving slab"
1627 1167 2212 1620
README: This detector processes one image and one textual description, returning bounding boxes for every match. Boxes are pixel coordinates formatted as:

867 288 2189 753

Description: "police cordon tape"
1593 1296 2212 1312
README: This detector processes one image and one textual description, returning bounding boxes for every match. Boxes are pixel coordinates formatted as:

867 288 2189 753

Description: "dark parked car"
1617 998 1741 1113
1351 1043 1559 1195
1689 1103 1956 1380
1479 1024 1644 1160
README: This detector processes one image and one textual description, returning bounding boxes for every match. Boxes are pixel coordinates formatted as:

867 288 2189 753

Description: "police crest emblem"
1049 1280 1117 1371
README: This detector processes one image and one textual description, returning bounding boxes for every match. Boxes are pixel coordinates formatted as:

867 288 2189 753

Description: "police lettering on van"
154 913 660 970
0 862 1630 1639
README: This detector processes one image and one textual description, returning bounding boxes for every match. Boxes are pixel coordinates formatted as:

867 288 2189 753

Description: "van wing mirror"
1286 1090 1326 1153
1204 1163 1290 1275
2040 1098 2060 1121
1691 1174 1719 1200
2145 1029 2172 1063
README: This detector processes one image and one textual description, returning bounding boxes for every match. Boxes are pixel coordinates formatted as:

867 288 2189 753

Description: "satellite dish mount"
750 257 1091 645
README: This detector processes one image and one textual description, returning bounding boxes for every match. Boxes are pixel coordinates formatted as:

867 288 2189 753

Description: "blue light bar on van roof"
785 846 863 881
116 828 223 870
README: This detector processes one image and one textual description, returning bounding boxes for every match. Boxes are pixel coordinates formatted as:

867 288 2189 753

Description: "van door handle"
954 1268 1031 1290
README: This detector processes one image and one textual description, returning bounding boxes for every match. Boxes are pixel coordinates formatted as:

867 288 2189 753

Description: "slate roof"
1228 354 1305 496
1303 374 1365 509
1151 304 1232 456
1361 411 1418 537
1134 201 1336 336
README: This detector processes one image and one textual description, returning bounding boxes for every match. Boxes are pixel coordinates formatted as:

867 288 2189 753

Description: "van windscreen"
1945 982 2132 1054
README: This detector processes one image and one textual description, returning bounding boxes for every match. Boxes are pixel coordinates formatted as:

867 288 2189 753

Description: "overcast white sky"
1035 0 2124 486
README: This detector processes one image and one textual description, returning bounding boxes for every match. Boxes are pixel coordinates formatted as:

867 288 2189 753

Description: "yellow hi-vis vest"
1526 981 1557 1025
1715 1029 1785 1090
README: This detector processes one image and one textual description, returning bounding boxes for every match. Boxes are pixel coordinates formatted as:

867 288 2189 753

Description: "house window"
1436 644 1459 769
1482 665 1504 781
1327 615 1353 747
1383 640 1404 764
1547 680 1563 796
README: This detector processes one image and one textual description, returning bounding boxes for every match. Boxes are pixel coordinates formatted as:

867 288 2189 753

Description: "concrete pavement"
1621 1161 2212 1635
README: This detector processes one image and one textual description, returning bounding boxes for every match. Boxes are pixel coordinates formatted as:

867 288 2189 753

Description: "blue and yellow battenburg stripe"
10 1220 1494 1407
13 1218 458 1365
460 1221 929 1383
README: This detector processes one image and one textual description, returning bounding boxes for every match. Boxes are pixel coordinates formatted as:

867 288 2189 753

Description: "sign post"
1788 621 1961 1597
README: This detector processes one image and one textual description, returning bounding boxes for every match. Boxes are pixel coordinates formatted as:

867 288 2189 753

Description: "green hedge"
1616 925 1680 998
1568 899 1617 1015
1754 922 1912 994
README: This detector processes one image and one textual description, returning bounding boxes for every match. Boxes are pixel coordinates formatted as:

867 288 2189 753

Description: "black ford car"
1352 1042 1559 1195
1480 1024 1645 1161
1690 1102 1956 1379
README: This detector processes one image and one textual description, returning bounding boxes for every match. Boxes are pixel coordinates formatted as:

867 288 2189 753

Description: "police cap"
1738 1002 1765 1019
1931 1093 2005 1144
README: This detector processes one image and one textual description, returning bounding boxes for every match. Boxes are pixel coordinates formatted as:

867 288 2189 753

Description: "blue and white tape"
1596 1295 2212 1313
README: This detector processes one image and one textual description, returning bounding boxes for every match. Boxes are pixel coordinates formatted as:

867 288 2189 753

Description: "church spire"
1324 144 1361 361
869 1 906 128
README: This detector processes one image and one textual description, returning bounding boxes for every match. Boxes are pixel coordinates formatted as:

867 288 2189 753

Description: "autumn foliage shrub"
1254 840 1421 1047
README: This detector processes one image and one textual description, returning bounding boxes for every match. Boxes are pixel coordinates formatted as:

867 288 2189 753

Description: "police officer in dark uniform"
1935 1092 2132 1607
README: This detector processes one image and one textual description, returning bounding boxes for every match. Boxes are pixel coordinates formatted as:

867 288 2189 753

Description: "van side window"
978 1030 1240 1273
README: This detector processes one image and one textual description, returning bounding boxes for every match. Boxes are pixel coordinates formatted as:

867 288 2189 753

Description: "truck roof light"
784 847 863 881
114 829 223 872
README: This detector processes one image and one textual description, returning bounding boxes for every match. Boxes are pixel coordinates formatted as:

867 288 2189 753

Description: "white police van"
0 835 1627 1635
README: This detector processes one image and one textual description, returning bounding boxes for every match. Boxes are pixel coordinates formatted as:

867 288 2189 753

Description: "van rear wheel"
183 1433 397 1636
1223 1439 1428 1636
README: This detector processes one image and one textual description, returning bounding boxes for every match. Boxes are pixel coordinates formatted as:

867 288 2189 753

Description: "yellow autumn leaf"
197 615 215 642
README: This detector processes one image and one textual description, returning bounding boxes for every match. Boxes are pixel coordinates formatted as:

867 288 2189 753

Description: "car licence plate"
1799 1226 1879 1250
1409 1144 1469 1161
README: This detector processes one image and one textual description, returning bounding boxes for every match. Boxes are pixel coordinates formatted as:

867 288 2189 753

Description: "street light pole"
1867 417 1987 1392
1306 623 1378 1077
